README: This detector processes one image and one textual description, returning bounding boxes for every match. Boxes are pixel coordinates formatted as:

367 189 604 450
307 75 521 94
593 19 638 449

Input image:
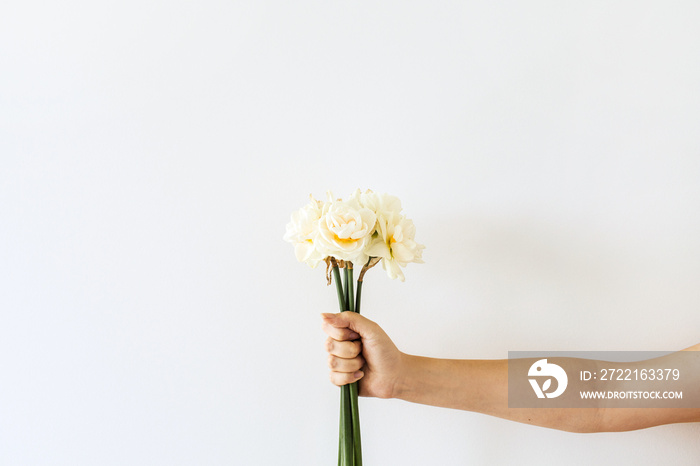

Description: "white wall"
2 1 699 465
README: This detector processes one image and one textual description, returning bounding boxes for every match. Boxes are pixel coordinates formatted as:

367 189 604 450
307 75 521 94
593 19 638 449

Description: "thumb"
321 311 380 340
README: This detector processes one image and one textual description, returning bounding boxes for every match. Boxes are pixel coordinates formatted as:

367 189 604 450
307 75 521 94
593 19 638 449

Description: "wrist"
390 352 417 400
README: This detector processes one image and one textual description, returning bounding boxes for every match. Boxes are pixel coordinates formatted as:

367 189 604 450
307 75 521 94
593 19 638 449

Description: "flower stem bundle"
331 259 363 465
284 190 424 465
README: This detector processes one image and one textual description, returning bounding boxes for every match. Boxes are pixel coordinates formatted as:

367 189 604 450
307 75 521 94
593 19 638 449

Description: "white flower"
283 196 325 268
358 189 402 222
365 201 424 281
285 190 424 280
315 192 377 265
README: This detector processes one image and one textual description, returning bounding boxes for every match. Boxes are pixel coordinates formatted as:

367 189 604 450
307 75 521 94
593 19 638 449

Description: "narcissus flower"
283 195 324 267
284 189 423 280
315 192 377 266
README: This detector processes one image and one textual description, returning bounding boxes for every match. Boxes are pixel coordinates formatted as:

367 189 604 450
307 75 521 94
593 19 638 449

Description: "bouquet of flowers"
284 189 424 465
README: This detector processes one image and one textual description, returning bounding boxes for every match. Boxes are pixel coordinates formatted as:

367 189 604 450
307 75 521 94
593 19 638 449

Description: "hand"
321 312 405 399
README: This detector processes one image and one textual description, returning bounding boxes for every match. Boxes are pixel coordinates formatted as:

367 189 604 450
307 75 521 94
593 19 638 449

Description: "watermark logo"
528 359 568 398
509 351 696 408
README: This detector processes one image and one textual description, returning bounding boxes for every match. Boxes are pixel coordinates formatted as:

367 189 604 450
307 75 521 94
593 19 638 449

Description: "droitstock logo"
528 359 568 399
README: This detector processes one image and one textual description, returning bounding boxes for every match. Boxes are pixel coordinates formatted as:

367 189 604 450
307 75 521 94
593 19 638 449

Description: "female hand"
321 312 405 399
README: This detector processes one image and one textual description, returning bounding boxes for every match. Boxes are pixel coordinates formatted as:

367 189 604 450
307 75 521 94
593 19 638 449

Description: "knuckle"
329 372 344 387
354 356 364 369
340 342 354 358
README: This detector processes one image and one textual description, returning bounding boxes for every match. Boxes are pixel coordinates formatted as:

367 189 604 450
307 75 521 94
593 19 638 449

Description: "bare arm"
322 312 700 433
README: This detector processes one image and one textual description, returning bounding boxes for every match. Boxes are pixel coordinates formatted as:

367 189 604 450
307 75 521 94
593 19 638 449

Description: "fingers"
321 311 379 341
325 334 365 386
326 337 361 359
329 370 364 387
328 353 365 373
321 317 360 342
321 312 375 387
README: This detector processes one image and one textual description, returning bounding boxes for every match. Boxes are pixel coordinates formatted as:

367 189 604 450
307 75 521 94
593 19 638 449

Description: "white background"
2 1 699 465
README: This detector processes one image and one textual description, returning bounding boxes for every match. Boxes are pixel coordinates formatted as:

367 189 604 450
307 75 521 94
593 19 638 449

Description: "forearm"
393 355 602 433
394 356 507 415
393 352 700 433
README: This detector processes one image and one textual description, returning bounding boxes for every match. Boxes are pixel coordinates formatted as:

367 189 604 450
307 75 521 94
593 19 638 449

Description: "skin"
321 312 700 433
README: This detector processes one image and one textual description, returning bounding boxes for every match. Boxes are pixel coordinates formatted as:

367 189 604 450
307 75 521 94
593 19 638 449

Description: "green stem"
349 381 362 465
344 267 350 312
347 266 354 313
338 399 342 466
350 273 363 465
332 265 346 312
332 263 352 465
341 384 353 465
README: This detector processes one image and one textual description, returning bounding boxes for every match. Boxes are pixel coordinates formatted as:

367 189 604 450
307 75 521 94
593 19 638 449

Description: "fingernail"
354 371 364 379
321 313 335 319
